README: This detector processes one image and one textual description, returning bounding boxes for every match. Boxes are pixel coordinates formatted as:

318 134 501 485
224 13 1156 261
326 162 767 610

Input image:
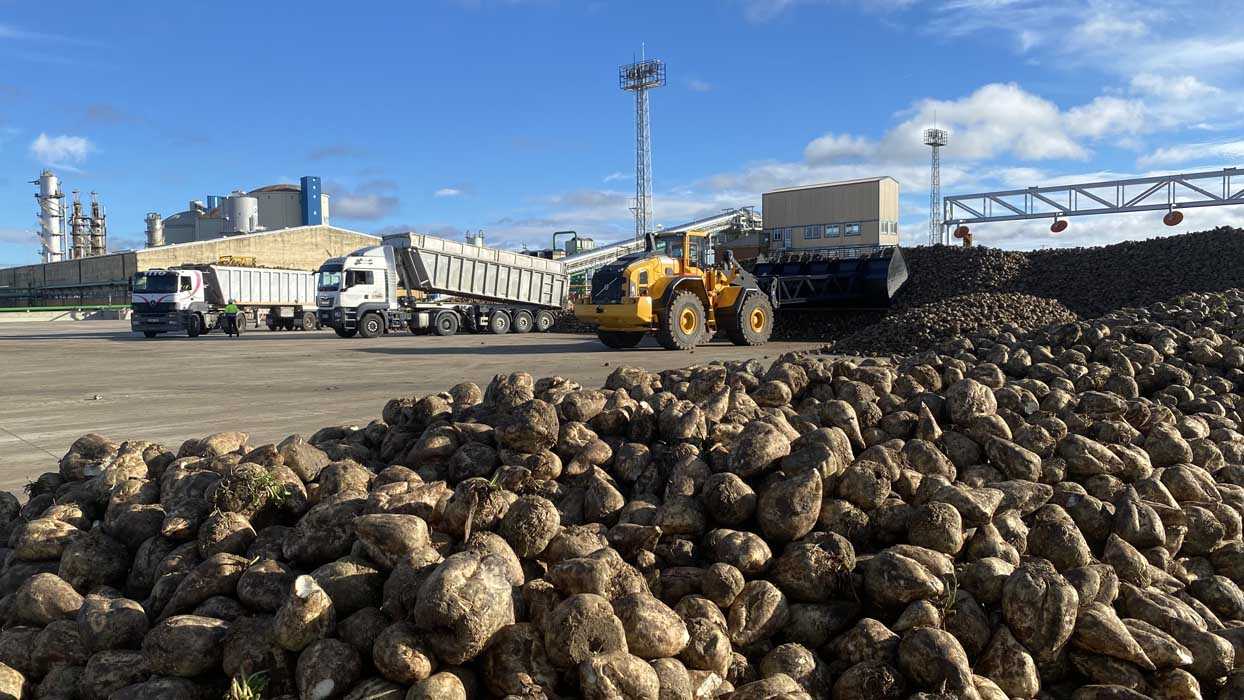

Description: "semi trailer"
316 233 568 338
130 264 318 338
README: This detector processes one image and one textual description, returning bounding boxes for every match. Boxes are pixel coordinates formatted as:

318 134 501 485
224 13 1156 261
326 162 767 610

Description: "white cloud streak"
29 133 93 167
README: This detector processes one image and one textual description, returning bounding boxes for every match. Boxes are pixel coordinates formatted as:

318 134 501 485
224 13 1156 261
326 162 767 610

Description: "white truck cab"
130 270 210 337
317 246 401 338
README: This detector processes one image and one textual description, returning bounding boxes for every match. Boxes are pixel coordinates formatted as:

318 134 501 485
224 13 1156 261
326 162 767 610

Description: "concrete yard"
0 320 823 492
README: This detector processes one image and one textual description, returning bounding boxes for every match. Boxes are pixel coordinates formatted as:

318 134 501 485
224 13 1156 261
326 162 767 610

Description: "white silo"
465 230 485 246
145 213 165 247
224 192 259 233
32 170 65 263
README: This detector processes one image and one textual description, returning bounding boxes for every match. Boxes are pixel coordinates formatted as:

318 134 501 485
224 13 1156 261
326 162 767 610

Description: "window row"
880 220 899 235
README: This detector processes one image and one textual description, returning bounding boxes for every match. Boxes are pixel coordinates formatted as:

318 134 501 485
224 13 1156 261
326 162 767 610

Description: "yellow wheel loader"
574 230 774 350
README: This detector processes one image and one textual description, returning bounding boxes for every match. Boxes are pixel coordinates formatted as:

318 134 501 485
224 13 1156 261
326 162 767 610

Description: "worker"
224 299 240 337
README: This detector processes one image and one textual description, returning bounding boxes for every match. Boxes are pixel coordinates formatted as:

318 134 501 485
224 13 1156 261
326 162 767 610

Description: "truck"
130 264 318 338
316 233 567 338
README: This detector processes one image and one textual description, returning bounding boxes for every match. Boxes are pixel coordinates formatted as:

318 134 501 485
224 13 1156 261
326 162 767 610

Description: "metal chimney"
32 170 65 263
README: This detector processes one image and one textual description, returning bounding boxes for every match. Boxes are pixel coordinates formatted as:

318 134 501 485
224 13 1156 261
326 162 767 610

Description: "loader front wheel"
723 293 773 347
597 330 645 349
657 291 705 351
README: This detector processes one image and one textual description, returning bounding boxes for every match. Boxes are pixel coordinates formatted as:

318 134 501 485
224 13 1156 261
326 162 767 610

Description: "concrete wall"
1 226 379 307
135 225 380 272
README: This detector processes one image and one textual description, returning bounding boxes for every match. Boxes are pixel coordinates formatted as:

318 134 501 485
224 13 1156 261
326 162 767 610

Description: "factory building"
151 176 329 246
0 225 377 308
761 177 900 253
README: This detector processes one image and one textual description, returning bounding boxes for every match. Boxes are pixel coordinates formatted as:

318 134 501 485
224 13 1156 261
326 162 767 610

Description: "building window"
881 221 889 234
770 230 784 243
845 223 861 237
803 225 821 240
825 224 840 237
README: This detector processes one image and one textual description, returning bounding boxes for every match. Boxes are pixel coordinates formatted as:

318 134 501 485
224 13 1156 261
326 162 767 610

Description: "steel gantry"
943 167 1244 233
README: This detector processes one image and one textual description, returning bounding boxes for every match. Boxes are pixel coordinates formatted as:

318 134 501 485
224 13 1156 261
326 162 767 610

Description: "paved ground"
0 321 823 492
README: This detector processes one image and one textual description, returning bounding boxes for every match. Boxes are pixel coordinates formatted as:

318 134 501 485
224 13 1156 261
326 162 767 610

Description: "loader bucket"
753 246 909 310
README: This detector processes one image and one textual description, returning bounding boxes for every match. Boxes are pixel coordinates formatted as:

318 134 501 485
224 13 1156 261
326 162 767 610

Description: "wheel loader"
574 230 774 350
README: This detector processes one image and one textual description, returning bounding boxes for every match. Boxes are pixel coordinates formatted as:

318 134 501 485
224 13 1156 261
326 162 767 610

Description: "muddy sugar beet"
9 287 1244 699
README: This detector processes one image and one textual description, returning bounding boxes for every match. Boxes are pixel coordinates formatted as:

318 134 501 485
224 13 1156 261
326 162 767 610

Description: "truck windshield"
132 273 178 293
318 264 343 292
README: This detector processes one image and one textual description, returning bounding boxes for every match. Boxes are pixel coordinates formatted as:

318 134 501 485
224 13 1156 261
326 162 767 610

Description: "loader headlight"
628 281 637 297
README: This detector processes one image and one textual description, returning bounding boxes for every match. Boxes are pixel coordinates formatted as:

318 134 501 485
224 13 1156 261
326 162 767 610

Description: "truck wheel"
489 313 511 335
358 312 384 338
333 325 358 338
597 330 644 349
187 314 202 338
723 293 773 347
512 310 534 334
301 312 317 331
535 310 556 332
266 316 277 331
235 315 246 335
143 331 158 338
434 313 460 336
656 291 704 351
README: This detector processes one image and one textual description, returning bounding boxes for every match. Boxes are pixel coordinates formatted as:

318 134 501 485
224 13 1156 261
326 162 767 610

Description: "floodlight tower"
924 128 948 245
620 50 666 240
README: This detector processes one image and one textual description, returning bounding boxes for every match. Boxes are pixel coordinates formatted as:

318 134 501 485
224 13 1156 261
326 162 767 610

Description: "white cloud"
29 133 92 167
686 79 712 93
603 172 627 183
1130 73 1221 100
1065 96 1147 140
326 179 400 219
880 83 1088 162
804 133 875 164
1137 140 1244 168
434 188 462 198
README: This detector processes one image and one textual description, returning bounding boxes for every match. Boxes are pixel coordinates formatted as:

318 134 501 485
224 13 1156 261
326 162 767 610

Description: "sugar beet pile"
777 227 1244 354
12 268 1244 698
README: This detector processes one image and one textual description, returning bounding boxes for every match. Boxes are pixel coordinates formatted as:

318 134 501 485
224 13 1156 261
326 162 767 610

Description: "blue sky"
2 0 1243 266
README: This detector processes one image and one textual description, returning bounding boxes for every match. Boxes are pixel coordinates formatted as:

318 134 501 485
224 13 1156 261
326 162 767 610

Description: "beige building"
761 177 900 253
0 225 378 307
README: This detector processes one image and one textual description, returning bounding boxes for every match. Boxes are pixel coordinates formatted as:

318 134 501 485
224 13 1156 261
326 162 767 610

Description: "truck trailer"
130 264 318 338
316 233 567 338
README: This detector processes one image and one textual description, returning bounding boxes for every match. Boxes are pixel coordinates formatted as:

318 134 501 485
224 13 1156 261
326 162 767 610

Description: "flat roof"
765 176 897 194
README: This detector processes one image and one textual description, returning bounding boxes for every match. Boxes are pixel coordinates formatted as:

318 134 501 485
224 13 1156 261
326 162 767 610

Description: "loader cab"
655 231 711 272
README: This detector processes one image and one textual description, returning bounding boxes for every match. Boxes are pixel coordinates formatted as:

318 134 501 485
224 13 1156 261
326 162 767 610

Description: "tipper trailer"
316 233 569 338
130 264 318 338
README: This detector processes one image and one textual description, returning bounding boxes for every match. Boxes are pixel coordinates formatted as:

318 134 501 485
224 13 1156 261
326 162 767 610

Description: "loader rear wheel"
657 291 705 351
723 293 773 347
597 330 645 349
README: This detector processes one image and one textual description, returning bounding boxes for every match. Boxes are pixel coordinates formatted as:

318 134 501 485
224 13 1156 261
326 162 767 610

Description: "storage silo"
145 213 165 247
224 192 259 233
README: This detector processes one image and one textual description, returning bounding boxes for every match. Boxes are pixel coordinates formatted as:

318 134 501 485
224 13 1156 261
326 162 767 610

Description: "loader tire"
723 293 773 347
597 330 645 349
656 291 705 351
